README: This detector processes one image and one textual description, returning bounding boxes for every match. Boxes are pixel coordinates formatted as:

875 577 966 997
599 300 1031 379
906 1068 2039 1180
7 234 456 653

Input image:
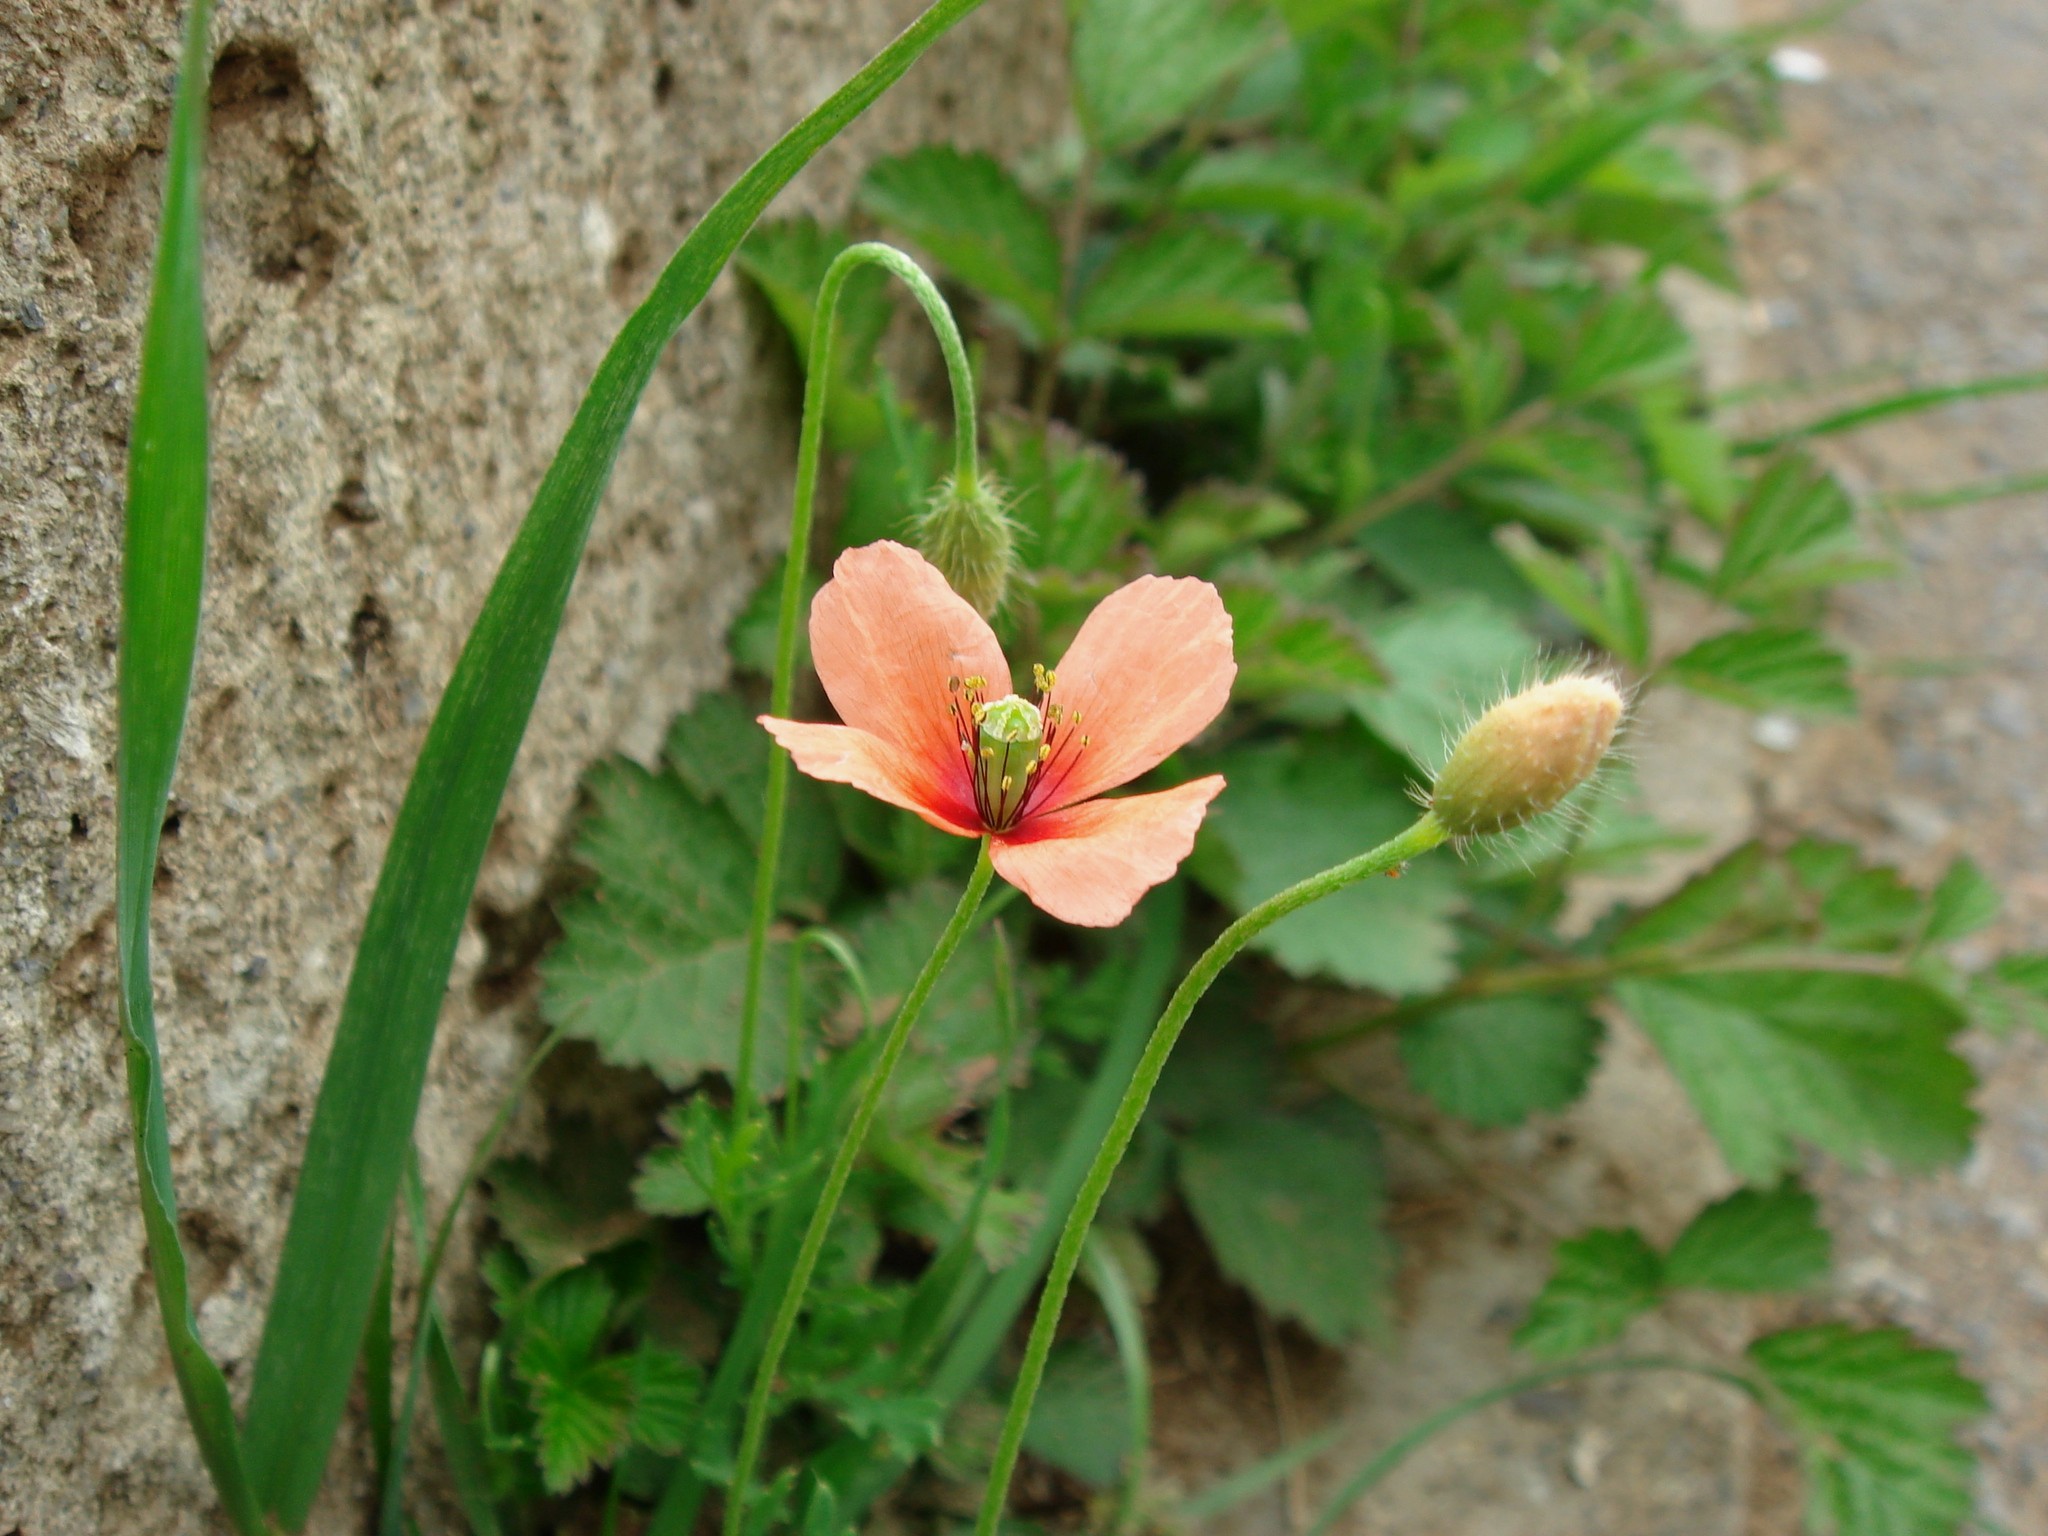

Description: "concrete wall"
0 1 1060 1529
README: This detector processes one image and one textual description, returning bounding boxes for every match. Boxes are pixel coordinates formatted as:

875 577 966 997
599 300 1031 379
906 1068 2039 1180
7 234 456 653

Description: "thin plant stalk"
733 242 980 1126
726 840 998 1536
1301 1356 1763 1536
971 815 1450 1536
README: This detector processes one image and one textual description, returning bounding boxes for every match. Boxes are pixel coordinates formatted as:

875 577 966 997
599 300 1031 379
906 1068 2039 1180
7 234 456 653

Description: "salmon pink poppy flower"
761 541 1235 927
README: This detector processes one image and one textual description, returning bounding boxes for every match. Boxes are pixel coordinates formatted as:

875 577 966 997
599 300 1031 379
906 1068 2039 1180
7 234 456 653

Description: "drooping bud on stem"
916 470 1017 617
1429 673 1625 838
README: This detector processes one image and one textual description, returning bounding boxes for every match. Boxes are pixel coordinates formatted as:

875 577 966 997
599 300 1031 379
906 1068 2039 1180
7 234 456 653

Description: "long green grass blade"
115 3 265 1531
1735 370 2048 455
239 2 990 1522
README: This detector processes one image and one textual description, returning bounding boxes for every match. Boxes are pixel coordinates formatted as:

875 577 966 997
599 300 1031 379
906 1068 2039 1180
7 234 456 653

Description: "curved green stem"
734 242 979 1126
1302 1355 1764 1536
971 815 1450 1536
726 840 998 1536
378 1027 565 1535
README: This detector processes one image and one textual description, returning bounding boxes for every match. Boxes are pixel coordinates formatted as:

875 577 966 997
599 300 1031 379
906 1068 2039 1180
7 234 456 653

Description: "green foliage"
1663 1182 1831 1294
1400 996 1604 1128
1749 1326 1987 1536
1515 1228 1663 1359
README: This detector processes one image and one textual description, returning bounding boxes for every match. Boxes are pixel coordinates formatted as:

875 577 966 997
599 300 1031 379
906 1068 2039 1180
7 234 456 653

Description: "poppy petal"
759 719 981 837
991 776 1225 927
810 542 1009 810
1031 576 1234 813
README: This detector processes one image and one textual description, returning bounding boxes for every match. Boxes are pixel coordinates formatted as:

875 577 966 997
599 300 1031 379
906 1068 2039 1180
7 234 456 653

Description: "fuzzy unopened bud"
1429 674 1625 838
916 470 1017 617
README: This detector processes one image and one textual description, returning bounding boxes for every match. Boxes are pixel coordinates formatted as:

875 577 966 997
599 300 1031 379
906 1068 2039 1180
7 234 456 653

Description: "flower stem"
1301 1355 1764 1536
725 839 997 1536
735 242 978 1127
971 814 1450 1536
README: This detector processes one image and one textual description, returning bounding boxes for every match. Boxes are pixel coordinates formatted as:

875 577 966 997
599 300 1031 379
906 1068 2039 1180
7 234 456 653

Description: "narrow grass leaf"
240 3 994 1521
115 2 265 1529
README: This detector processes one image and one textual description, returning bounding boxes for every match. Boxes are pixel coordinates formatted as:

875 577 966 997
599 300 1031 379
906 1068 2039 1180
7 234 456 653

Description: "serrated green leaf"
1749 1325 1987 1536
1922 857 2001 946
1022 1340 1132 1487
1818 866 1924 951
629 1346 704 1454
1175 143 1390 236
986 415 1144 574
1643 393 1739 525
1560 291 1693 398
488 1148 650 1278
1613 842 1780 954
1351 594 1538 767
1667 625 1857 715
1515 1228 1662 1359
528 1357 634 1495
1618 970 1976 1182
1196 730 1464 995
540 759 792 1093
1466 424 1654 542
859 147 1063 343
1714 455 1867 602
1177 1099 1392 1343
1074 0 1278 151
1076 224 1305 341
1664 1181 1830 1293
1495 525 1650 665
1400 995 1604 1128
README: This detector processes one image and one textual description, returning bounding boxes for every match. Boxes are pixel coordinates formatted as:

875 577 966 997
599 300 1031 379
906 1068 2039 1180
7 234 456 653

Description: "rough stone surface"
0 0 1061 1530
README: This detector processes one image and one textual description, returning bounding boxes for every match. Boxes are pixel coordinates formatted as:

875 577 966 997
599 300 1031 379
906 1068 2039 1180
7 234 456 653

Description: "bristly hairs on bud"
916 469 1018 618
1425 666 1630 843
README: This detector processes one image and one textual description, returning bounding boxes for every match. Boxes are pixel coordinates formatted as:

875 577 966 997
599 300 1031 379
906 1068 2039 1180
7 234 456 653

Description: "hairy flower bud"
916 470 1017 617
1429 674 1625 838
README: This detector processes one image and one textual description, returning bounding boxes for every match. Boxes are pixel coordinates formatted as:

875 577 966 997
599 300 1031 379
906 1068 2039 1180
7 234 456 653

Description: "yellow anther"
1081 735 1091 747
1000 774 1014 793
981 746 994 760
1038 744 1051 760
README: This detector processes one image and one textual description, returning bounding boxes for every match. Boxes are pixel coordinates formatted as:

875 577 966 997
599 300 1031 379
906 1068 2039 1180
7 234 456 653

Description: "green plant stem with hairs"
726 840 998 1536
734 241 981 1128
970 813 1451 1536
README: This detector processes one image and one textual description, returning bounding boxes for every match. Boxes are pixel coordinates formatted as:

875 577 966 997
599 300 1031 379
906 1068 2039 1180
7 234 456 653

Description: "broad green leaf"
1400 995 1604 1128
1514 1228 1662 1359
1351 594 1538 767
1573 192 1739 289
1613 842 1781 955
241 5 997 1513
1177 1099 1392 1343
541 759 793 1092
1618 970 1976 1182
1022 1340 1132 1487
1713 455 1871 602
1667 625 1856 715
113 1 264 1528
1196 730 1464 995
1222 582 1384 702
1467 424 1654 542
488 1146 651 1278
1921 857 2001 946
1355 504 1535 614
734 217 893 447
859 147 1063 343
1073 0 1278 151
1076 224 1306 341
1642 391 1739 524
1519 67 1727 205
1663 1181 1830 1293
1175 143 1390 236
1749 1326 1986 1536
986 415 1144 575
